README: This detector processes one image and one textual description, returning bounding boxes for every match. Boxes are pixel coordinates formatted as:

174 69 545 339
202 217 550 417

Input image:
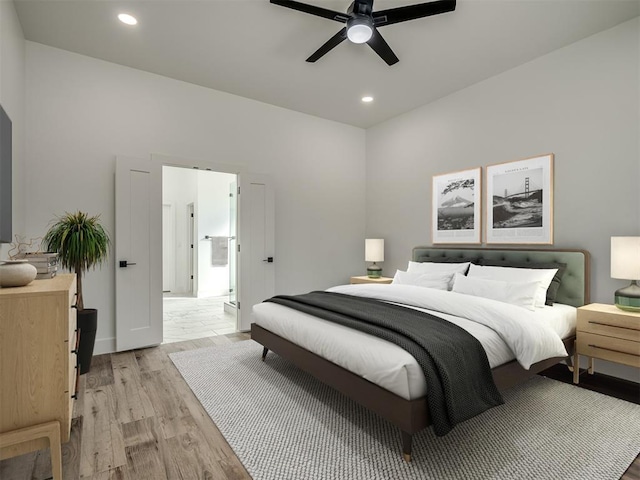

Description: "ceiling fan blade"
306 28 348 62
366 29 399 66
373 0 456 27
270 0 349 23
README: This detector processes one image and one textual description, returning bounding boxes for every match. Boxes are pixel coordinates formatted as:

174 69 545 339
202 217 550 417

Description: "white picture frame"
485 153 554 245
431 167 481 244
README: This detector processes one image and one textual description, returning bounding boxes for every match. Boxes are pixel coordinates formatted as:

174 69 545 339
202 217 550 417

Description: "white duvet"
327 284 569 369
252 284 573 400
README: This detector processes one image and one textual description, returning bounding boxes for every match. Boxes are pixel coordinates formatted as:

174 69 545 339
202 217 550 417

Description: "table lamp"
611 236 640 312
365 239 384 278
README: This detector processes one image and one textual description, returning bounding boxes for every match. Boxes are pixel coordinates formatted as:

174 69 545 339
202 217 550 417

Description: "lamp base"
614 280 640 312
367 263 382 279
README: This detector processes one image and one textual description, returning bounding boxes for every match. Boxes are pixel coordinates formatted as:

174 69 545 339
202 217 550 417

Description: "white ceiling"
13 0 640 128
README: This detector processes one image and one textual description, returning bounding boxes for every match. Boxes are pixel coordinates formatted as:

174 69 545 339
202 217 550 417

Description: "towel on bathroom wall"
210 237 228 266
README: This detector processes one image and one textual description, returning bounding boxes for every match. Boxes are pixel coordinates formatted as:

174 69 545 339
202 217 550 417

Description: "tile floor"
163 294 237 344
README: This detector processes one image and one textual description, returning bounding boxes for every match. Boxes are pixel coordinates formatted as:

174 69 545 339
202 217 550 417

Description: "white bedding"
251 284 576 400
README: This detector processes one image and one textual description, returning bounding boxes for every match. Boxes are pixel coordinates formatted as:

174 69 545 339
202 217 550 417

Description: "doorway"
115 155 274 352
162 165 237 343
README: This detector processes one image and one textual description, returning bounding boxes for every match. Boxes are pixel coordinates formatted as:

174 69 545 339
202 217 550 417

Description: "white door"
237 174 275 331
187 203 195 295
228 182 237 306
162 203 175 292
115 156 163 351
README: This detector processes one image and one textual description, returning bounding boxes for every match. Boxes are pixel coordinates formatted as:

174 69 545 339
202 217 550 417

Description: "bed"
250 247 590 461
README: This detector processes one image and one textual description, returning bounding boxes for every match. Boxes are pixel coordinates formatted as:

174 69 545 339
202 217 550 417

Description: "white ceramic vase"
0 260 38 287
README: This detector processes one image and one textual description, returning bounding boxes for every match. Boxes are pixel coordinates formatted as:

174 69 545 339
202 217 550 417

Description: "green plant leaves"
42 211 111 274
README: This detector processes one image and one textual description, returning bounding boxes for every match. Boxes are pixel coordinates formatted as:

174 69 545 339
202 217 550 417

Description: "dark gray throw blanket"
265 291 504 436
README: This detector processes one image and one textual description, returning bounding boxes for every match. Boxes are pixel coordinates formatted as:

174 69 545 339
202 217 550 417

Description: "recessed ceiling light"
118 13 138 26
361 96 374 103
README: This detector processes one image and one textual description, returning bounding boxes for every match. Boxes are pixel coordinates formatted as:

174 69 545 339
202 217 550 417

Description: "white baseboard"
94 336 116 355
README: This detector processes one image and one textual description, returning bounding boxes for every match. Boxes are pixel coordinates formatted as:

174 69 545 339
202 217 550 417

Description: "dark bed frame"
251 247 590 461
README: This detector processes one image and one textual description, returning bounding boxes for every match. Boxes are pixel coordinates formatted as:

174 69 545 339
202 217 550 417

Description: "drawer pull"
587 344 638 356
588 321 640 332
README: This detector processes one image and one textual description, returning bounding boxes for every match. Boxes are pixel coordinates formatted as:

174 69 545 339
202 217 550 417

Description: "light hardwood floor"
1 333 638 479
0 333 252 480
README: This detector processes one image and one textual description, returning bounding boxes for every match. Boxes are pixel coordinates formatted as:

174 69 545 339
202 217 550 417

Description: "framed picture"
485 153 554 245
431 167 481 244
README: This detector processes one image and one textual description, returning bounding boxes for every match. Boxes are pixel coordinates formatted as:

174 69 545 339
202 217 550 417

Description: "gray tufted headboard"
411 247 590 308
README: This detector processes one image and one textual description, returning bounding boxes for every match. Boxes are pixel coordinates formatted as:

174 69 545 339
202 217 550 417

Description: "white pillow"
407 260 471 275
451 273 539 311
406 261 471 289
392 270 450 290
466 264 558 308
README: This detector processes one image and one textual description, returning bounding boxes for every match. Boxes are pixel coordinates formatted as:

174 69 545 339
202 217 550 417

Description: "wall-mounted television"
0 104 12 244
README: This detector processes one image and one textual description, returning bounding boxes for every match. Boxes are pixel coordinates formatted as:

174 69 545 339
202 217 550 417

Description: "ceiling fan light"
347 17 373 44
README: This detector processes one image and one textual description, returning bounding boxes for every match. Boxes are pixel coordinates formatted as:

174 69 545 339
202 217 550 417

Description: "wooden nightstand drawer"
576 332 640 368
577 318 640 342
350 276 393 285
577 304 640 341
573 303 640 384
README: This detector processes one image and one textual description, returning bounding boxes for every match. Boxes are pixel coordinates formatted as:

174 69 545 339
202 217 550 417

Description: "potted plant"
43 211 111 374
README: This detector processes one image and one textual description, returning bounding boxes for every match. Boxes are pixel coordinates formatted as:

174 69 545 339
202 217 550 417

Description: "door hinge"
191 213 194 218
190 275 194 280
237 244 240 252
229 288 234 293
190 244 193 249
237 186 240 195
237 301 240 310
229 193 233 197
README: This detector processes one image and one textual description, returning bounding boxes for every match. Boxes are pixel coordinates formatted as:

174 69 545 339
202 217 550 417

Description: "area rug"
170 340 640 480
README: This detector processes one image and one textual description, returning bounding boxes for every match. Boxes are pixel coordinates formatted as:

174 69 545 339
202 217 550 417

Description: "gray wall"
366 18 639 380
24 42 366 353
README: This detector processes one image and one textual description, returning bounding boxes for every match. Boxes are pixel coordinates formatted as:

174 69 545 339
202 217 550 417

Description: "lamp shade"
365 239 384 262
611 237 640 280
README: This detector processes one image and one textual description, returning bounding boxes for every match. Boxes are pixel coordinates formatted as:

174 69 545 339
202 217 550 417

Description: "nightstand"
350 276 393 285
573 303 640 384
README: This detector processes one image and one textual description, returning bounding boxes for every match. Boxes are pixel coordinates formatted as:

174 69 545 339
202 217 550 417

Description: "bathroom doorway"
162 166 237 343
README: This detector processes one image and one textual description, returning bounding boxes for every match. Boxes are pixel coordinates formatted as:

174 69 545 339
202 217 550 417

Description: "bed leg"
566 342 575 372
261 347 269 361
401 431 412 462
565 354 574 372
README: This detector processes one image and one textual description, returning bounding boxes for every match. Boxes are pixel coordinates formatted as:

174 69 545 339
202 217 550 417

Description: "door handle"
119 260 137 268
263 257 274 263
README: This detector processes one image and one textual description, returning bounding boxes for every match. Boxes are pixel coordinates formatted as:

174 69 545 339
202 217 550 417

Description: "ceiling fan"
270 0 456 66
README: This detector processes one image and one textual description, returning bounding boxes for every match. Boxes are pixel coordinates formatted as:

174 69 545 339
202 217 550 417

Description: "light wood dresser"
573 303 640 384
0 274 78 480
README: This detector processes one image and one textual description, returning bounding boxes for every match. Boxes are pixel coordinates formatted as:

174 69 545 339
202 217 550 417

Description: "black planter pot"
77 308 98 374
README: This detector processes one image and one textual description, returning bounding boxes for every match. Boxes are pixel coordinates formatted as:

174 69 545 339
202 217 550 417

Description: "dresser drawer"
0 275 77 454
68 282 78 343
576 332 640 368
68 329 78 392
